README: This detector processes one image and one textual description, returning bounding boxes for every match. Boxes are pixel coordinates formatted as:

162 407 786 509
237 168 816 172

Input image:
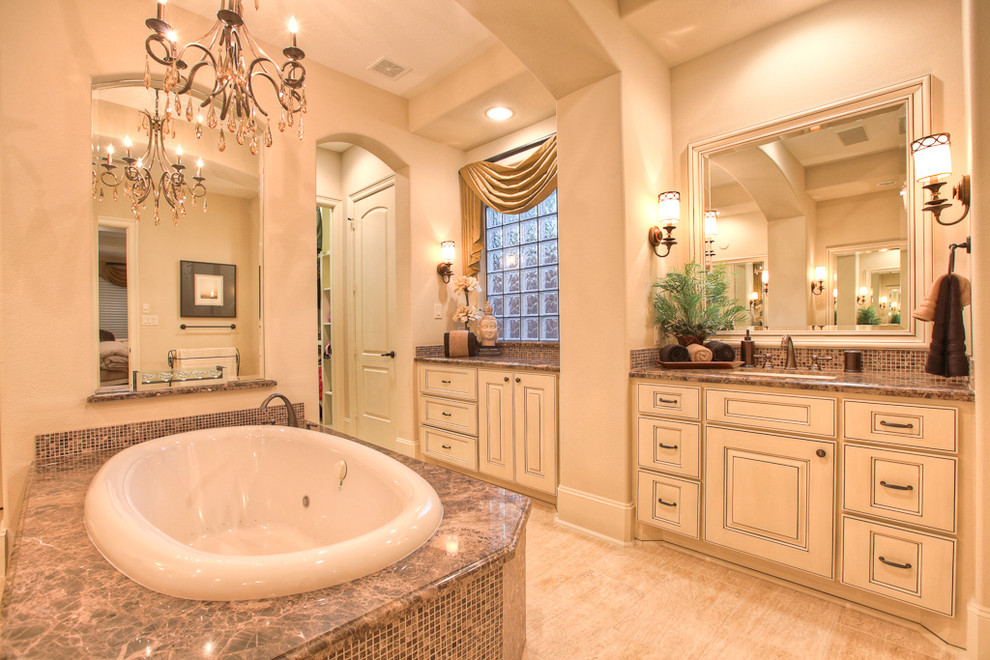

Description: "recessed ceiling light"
485 106 513 121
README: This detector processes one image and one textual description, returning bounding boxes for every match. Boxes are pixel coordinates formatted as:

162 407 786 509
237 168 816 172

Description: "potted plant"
651 261 746 345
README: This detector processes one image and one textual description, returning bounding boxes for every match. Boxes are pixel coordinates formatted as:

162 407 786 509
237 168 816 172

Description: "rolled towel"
659 343 690 362
686 343 713 362
704 340 736 362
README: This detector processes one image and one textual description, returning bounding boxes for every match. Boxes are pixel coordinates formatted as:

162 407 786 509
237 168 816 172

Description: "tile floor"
522 501 962 659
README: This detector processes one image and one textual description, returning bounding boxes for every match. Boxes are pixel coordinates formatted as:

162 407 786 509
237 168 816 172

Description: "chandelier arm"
171 45 221 98
146 33 177 67
246 67 281 117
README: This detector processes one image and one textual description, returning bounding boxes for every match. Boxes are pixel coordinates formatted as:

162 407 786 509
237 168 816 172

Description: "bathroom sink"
744 371 838 381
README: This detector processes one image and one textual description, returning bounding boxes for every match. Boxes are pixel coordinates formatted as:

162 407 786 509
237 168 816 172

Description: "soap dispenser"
741 329 756 367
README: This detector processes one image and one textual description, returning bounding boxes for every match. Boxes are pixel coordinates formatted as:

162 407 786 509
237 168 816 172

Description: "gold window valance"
458 135 557 277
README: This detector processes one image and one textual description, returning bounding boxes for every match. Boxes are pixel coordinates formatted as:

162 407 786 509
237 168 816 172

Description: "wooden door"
478 370 514 482
705 426 835 577
512 372 557 494
351 179 396 447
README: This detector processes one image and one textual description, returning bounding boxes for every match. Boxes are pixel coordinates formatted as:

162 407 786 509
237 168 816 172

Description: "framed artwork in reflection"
180 260 236 318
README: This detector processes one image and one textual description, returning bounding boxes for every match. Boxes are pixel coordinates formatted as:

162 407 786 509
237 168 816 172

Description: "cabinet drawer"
637 383 701 420
706 389 835 437
637 417 701 478
418 365 477 401
841 516 955 615
636 471 700 538
843 445 956 533
420 426 477 471
419 396 478 436
843 401 956 452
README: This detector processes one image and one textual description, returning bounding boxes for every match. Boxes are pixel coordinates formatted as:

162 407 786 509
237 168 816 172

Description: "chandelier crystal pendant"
94 90 207 225
144 0 307 155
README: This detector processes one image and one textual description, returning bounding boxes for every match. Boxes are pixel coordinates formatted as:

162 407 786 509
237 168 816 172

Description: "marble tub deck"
0 430 529 658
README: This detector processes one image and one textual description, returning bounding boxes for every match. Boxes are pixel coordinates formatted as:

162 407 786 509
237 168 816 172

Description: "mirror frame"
91 77 268 394
688 76 931 347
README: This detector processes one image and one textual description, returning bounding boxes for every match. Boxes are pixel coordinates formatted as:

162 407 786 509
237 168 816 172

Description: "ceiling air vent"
369 57 410 80
837 126 869 146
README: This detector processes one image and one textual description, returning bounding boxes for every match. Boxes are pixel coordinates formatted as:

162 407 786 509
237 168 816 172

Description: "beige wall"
0 0 464 537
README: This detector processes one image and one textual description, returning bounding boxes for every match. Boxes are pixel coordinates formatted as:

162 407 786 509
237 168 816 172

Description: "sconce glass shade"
761 270 770 285
749 291 759 301
859 286 868 296
657 191 680 226
832 288 838 298
440 240 455 262
703 210 719 237
814 266 827 281
880 296 888 304
911 133 952 183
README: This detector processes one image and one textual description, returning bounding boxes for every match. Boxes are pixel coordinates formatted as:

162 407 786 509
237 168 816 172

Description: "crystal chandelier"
93 90 207 225
144 0 307 155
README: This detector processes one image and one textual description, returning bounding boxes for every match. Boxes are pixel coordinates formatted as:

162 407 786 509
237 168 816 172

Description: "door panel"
478 371 514 481
513 373 557 494
706 426 835 577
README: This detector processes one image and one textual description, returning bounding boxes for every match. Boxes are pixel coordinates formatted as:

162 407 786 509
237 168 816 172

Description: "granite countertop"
415 355 559 372
629 365 974 402
0 428 530 658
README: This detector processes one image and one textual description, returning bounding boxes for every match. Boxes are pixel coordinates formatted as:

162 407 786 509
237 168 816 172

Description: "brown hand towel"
925 274 969 377
914 274 971 322
686 344 713 362
704 340 736 362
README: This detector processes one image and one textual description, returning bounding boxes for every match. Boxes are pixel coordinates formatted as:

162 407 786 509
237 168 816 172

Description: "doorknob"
379 351 396 358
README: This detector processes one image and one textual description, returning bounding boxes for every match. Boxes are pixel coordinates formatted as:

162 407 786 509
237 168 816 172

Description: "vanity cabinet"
633 377 968 628
418 364 558 495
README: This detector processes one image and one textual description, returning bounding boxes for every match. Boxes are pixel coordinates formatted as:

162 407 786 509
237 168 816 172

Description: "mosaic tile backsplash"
416 341 559 360
631 344 970 382
35 403 305 462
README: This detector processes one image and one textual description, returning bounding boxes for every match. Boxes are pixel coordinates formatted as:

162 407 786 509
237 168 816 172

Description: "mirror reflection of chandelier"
144 0 307 155
93 90 207 225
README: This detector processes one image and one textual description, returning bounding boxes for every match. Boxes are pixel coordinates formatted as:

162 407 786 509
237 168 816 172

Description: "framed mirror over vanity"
689 77 932 345
92 80 266 396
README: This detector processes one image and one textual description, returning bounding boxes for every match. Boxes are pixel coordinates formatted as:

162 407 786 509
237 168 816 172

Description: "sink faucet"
260 393 298 428
780 335 798 370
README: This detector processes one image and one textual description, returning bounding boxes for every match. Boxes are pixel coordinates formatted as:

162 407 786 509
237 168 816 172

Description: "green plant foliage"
651 262 747 342
889 311 901 325
857 305 882 325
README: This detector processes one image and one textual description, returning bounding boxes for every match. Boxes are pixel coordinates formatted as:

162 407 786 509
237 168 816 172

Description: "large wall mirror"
93 81 264 391
689 78 930 344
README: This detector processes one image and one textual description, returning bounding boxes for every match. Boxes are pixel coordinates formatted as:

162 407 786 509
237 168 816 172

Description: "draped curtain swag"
100 262 127 288
458 135 557 277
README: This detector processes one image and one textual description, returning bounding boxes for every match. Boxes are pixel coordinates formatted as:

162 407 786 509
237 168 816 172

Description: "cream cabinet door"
513 372 557 494
477 371 515 482
706 426 835 578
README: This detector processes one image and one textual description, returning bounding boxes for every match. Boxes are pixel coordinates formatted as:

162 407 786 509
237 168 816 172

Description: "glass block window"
485 189 559 341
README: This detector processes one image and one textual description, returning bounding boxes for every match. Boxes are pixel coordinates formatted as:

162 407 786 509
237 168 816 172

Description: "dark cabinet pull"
816 449 827 458
657 498 677 507
380 351 396 358
440 379 452 384
658 442 679 450
878 556 912 570
879 420 914 429
504 377 509 382
515 377 521 383
880 480 914 491
441 412 452 417
657 397 677 404
441 444 452 450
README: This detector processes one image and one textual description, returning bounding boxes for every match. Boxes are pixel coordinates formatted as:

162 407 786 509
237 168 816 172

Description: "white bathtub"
84 426 443 601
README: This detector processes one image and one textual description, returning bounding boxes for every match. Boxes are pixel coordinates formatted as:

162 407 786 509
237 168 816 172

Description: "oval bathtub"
83 426 443 601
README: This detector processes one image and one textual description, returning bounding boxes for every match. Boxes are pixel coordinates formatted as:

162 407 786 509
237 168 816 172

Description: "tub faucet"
781 335 798 370
260 393 298 428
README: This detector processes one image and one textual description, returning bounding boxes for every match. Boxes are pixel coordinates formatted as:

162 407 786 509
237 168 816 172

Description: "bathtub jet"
84 426 443 600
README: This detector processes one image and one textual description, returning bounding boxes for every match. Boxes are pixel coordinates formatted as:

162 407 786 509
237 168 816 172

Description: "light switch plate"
142 303 151 313
141 314 159 326
434 303 443 320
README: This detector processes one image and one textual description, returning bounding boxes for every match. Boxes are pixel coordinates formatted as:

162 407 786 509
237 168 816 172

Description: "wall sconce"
703 210 719 258
810 266 826 295
761 269 769 295
832 288 838 303
856 286 868 305
879 296 888 310
648 191 680 257
911 133 971 226
437 240 455 283
748 291 760 309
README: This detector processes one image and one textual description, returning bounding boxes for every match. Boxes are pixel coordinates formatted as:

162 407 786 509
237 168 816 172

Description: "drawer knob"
878 556 913 570
515 377 521 383
504 377 510 382
441 444 452 450
658 442 679 450
657 498 677 507
880 480 914 491
657 397 677 404
816 449 827 458
441 412 452 417
879 420 914 429
441 379 452 384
